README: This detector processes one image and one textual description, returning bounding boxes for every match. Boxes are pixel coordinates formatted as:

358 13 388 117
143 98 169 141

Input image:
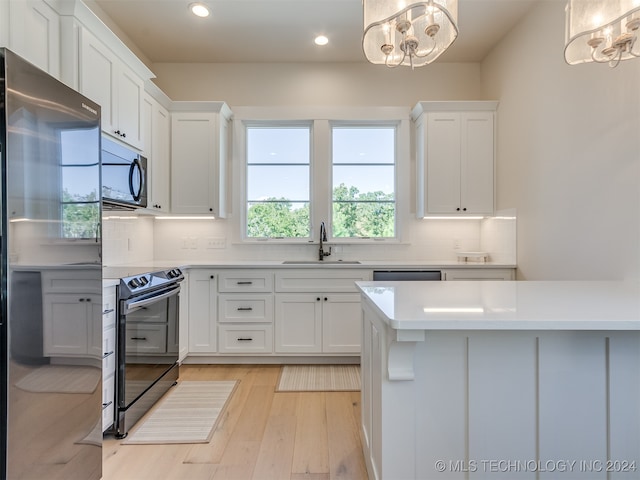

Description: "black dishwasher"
372 270 442 281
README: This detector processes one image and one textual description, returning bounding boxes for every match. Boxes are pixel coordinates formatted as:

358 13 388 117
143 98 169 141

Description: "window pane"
247 127 310 164
332 125 396 238
247 165 309 201
333 202 395 238
247 201 310 238
332 127 395 164
333 165 395 198
246 125 311 239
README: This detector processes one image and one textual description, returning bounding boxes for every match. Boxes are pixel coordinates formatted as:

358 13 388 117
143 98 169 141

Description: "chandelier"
565 0 640 67
362 0 458 68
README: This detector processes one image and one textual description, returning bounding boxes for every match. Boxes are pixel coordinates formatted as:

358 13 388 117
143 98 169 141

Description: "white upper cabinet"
412 101 497 217
5 0 60 78
171 102 232 216
142 89 171 212
79 27 144 149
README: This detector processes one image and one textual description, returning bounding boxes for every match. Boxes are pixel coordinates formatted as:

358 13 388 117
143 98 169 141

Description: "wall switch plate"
206 237 226 249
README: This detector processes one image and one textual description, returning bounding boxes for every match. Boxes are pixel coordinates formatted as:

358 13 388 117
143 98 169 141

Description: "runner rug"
122 380 238 444
276 365 361 392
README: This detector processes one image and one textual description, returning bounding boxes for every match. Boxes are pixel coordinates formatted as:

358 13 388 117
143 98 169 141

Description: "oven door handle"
123 285 181 314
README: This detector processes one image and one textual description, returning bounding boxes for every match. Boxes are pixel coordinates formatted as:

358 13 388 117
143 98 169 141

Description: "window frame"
236 107 407 245
329 121 398 241
242 120 314 243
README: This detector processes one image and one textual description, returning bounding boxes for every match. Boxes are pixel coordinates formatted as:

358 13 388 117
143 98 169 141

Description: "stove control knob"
139 276 149 286
174 268 182 277
128 278 140 288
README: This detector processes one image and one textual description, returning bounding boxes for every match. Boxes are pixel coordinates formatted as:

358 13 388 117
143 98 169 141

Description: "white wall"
481 1 640 280
151 62 483 107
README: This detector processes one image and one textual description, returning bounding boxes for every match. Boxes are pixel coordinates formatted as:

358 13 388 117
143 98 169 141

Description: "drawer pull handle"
130 337 147 341
237 337 253 342
103 351 114 358
237 307 253 311
237 281 253 285
103 308 114 315
102 401 113 409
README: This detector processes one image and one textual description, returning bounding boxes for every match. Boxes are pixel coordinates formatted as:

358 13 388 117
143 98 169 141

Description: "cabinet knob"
317 297 321 301
462 207 467 211
122 132 126 138
456 207 461 211
209 208 213 212
324 297 328 301
210 275 214 279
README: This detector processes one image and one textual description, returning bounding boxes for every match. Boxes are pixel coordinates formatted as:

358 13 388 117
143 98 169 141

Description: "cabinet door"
8 0 60 78
151 102 171 212
188 270 217 353
43 294 91 356
171 113 218 214
275 294 322 353
426 112 461 214
116 63 144 149
460 112 494 214
79 28 116 135
322 294 362 353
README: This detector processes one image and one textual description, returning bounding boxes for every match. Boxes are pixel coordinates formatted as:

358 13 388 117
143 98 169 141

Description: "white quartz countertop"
356 280 640 331
101 260 515 279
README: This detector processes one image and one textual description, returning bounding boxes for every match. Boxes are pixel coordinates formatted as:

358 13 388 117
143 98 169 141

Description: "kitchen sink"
282 260 361 265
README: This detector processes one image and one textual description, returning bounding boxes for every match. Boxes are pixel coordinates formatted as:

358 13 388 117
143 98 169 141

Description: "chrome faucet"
319 221 332 261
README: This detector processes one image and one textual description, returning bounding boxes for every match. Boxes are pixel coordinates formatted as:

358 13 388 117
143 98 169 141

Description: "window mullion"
311 119 331 240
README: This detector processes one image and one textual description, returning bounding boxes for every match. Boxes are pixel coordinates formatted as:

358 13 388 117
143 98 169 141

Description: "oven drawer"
217 271 273 293
218 295 273 323
218 325 273 353
125 324 167 354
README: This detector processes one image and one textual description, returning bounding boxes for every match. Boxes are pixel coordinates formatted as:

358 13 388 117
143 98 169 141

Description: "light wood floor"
103 365 369 480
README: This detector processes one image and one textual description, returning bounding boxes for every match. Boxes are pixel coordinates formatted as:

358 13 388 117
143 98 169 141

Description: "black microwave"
101 137 147 209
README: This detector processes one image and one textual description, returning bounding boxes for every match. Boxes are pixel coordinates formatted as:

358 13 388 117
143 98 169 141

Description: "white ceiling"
90 0 538 64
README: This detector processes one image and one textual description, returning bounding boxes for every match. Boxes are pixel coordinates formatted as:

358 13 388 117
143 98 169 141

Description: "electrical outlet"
453 238 461 250
188 237 198 249
180 237 188 249
206 237 226 249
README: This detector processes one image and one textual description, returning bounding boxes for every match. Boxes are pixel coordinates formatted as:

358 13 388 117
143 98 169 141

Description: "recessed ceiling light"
190 3 210 18
314 35 329 46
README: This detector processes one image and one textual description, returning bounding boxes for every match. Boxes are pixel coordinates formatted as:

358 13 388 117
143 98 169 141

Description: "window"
242 116 399 242
246 125 311 238
332 125 396 238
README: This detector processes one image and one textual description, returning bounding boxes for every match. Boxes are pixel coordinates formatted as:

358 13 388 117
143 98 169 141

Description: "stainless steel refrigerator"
0 49 102 479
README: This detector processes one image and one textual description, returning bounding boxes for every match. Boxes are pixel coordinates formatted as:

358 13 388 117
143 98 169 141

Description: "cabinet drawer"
102 373 114 432
103 326 116 374
218 295 273 323
217 271 273 293
41 270 102 294
218 325 273 353
275 270 370 293
125 324 167 354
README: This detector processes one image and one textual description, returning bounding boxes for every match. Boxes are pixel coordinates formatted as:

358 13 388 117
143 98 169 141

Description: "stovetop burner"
118 268 184 299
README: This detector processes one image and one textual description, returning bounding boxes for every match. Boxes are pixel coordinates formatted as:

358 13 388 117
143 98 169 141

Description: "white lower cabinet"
41 270 102 358
274 293 362 354
274 270 370 355
216 271 274 354
442 268 515 281
102 284 116 432
274 294 322 353
188 270 217 353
